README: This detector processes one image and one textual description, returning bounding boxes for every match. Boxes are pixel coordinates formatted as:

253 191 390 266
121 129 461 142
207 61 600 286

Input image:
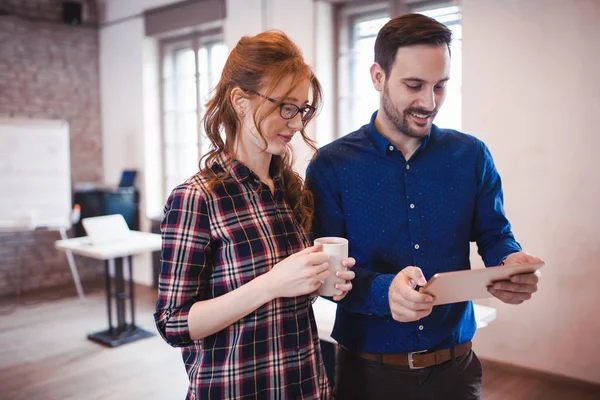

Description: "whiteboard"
0 118 72 230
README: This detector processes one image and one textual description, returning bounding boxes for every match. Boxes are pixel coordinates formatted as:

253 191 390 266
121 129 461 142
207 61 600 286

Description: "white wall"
314 1 335 149
99 15 151 285
462 0 600 384
99 0 179 285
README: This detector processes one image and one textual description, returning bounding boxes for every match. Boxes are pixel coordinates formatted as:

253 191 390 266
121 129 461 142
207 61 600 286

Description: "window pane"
180 111 199 145
176 77 197 111
197 47 210 110
355 17 389 37
200 133 212 162
419 6 460 22
163 112 177 144
164 144 198 187
345 15 389 134
424 9 462 131
162 54 174 80
174 48 196 77
351 36 380 131
165 175 180 194
181 143 199 177
210 43 228 88
164 145 179 178
163 78 175 112
161 37 227 200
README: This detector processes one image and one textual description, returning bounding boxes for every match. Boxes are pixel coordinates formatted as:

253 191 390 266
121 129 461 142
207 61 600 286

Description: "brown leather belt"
343 341 472 370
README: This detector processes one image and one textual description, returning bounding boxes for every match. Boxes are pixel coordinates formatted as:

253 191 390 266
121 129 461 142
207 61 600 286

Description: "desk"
55 231 161 347
312 297 497 344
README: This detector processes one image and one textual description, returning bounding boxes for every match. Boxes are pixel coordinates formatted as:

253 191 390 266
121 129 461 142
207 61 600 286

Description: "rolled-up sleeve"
154 183 212 347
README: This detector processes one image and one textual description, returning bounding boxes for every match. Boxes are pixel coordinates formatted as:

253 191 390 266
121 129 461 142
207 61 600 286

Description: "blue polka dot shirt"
306 112 521 353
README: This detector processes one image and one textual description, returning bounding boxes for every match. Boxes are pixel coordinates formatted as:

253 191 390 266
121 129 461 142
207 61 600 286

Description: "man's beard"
382 84 437 139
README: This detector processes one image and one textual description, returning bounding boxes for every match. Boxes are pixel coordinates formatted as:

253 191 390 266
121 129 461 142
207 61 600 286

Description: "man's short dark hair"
375 13 452 76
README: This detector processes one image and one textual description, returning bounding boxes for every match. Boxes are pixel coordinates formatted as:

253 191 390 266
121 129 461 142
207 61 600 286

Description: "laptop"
81 214 132 245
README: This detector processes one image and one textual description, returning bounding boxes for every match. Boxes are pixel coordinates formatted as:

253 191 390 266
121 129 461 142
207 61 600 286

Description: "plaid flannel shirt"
155 154 330 400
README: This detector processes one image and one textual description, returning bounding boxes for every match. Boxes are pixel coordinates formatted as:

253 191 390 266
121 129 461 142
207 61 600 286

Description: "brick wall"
0 0 104 297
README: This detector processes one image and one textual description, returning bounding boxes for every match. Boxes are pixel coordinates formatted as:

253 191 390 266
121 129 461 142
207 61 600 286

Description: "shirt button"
388 145 394 151
414 244 420 250
406 164 410 170
418 325 424 331
410 204 415 209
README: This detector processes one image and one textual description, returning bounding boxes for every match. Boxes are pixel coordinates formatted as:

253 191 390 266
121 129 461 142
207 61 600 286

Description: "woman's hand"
331 257 356 301
262 244 330 299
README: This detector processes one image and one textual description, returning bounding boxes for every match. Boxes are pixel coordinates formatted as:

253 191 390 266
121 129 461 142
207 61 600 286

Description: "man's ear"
370 62 386 92
231 87 250 116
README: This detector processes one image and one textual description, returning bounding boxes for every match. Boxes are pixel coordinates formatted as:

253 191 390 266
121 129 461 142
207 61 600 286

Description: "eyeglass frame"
243 89 316 123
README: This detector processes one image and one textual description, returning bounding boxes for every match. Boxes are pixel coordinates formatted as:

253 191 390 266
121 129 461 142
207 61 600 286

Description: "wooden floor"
0 284 598 400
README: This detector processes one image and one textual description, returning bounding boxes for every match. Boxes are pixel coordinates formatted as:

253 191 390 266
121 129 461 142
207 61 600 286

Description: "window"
338 3 462 138
416 5 462 131
160 33 227 199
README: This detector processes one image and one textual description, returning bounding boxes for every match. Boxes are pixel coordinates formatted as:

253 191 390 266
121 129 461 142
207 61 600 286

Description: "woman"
154 31 356 400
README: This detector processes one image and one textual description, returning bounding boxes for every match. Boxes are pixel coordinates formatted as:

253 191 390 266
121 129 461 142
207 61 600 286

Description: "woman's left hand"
332 258 356 301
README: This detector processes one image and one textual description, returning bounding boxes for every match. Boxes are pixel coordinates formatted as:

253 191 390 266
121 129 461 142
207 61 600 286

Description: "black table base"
88 325 154 347
90 256 155 347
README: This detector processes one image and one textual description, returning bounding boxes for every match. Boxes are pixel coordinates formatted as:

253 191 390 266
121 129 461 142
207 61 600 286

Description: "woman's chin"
267 144 288 157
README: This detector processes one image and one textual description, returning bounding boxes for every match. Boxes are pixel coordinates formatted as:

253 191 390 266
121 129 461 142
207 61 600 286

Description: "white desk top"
312 297 497 344
54 231 161 260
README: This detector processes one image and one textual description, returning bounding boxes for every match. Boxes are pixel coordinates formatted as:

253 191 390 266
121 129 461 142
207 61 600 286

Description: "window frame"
158 28 225 200
336 2 389 139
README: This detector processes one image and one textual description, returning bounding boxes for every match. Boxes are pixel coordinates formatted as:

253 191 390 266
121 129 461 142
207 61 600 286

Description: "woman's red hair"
201 31 322 231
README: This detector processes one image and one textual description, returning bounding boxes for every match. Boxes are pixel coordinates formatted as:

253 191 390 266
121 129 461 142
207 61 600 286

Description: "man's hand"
389 266 434 322
488 251 543 305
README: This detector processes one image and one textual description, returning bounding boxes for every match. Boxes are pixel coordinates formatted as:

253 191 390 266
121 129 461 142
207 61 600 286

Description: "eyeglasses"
245 89 316 123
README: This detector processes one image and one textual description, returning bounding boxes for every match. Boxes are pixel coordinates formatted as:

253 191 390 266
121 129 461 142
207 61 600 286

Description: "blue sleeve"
306 154 394 317
472 142 522 267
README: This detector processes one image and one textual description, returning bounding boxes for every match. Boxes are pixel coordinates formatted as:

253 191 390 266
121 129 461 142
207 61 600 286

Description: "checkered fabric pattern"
155 153 330 400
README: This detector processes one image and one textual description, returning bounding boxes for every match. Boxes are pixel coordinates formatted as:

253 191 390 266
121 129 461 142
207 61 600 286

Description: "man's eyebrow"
401 77 450 84
402 77 426 83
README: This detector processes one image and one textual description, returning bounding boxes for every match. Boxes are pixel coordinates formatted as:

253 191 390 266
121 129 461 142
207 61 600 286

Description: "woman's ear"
231 87 249 117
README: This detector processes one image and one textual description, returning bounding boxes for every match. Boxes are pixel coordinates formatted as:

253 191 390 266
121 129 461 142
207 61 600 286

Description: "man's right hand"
388 266 435 322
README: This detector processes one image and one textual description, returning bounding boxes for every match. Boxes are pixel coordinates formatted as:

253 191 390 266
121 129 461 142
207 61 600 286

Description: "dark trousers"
334 346 482 400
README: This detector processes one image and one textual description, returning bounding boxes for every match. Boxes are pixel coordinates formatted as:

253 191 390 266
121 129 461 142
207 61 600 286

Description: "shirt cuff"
154 302 194 347
369 274 395 317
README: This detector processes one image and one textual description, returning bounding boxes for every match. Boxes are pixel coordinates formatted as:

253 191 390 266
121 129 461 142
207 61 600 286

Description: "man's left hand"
488 251 543 305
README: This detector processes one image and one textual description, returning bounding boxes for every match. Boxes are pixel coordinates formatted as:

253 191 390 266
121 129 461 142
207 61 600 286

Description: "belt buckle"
408 349 427 370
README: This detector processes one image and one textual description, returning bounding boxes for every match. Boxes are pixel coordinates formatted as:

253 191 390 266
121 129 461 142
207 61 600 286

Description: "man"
306 13 543 400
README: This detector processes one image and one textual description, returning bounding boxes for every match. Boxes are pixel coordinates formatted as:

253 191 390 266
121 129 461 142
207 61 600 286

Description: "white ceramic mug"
314 237 348 297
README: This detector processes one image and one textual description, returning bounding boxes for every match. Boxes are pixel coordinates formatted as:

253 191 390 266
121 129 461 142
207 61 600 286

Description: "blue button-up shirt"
306 112 521 353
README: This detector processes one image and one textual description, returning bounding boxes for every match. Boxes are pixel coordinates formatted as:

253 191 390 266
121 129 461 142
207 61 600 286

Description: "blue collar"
367 111 435 156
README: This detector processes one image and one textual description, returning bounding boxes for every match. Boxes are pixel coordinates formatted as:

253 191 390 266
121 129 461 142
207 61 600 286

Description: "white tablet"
418 262 545 305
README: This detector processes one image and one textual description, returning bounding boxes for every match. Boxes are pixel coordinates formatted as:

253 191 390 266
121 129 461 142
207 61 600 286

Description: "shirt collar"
213 152 281 185
367 111 434 156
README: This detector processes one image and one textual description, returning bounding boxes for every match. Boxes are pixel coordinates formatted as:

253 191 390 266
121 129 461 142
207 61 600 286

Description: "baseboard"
479 357 600 392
